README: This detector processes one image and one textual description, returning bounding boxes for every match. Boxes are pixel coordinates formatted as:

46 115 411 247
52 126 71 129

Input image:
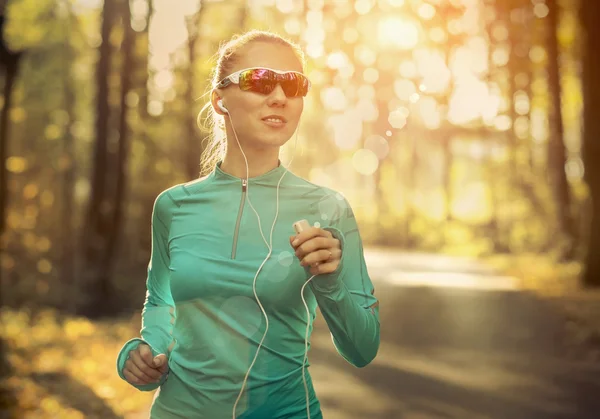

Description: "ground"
3 248 600 418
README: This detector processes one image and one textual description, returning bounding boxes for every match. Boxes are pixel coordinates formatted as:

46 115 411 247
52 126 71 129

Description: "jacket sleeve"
309 197 380 368
116 191 177 391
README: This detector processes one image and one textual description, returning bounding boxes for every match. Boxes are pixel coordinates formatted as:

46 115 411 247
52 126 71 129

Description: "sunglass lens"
281 73 309 97
239 69 309 97
239 69 276 94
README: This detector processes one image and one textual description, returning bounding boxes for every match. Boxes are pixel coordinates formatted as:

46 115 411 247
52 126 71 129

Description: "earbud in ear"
217 99 228 113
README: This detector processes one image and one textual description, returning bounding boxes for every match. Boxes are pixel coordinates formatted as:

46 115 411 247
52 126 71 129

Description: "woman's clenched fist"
123 342 169 386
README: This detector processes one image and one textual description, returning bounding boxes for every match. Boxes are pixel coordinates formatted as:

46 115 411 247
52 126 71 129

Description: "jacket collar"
211 160 289 185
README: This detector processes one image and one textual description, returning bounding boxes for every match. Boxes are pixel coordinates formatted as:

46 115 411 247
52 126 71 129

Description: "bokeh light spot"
278 251 294 267
388 108 408 129
352 149 379 176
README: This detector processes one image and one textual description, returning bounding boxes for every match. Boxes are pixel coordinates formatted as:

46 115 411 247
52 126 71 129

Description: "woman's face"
215 41 305 151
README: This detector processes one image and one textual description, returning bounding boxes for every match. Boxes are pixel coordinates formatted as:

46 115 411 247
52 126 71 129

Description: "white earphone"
217 99 228 113
221 94 313 419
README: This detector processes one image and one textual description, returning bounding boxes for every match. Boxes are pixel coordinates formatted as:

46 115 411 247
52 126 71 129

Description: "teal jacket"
116 162 380 418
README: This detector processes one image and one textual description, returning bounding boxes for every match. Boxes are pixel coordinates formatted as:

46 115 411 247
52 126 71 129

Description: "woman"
116 29 380 419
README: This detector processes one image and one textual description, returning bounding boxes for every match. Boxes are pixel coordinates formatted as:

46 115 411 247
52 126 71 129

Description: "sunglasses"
215 67 311 98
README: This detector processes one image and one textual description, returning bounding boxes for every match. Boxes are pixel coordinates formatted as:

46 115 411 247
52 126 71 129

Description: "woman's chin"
259 132 294 148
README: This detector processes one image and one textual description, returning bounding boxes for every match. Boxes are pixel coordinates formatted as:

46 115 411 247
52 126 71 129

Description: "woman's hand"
290 226 342 275
123 342 169 386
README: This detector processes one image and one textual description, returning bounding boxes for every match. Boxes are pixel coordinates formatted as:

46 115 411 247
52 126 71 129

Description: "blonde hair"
197 30 306 176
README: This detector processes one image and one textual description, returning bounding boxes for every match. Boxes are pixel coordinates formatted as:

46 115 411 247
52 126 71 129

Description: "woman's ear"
211 90 227 116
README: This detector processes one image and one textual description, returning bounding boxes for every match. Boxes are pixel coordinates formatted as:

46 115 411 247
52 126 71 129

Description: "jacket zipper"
231 178 247 259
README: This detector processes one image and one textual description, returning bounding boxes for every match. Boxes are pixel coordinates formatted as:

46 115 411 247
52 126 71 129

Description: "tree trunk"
135 0 155 252
0 12 22 306
504 2 519 177
62 0 77 311
137 0 152 123
505 3 520 250
103 0 134 289
184 7 202 180
546 0 575 258
78 0 116 317
581 1 600 287
0 10 21 416
0 336 17 418
482 0 505 251
0 50 18 243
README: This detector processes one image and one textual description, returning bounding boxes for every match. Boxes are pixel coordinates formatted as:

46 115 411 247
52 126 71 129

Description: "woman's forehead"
231 42 303 74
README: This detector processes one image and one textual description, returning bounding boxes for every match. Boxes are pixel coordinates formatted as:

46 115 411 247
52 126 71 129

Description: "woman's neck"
220 146 281 179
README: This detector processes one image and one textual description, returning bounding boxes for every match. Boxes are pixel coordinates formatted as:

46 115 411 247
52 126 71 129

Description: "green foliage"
5 0 62 51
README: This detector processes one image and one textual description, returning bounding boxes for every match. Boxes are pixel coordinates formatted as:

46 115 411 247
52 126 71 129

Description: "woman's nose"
267 84 287 106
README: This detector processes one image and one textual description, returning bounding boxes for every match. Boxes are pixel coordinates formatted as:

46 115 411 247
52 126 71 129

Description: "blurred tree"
0 5 23 298
482 0 504 250
131 0 156 255
0 334 17 418
107 0 135 290
438 1 467 231
78 0 127 317
0 4 21 415
137 0 153 122
61 0 77 311
581 0 600 287
546 0 575 259
502 0 546 251
483 0 558 253
183 2 203 180
503 0 520 177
